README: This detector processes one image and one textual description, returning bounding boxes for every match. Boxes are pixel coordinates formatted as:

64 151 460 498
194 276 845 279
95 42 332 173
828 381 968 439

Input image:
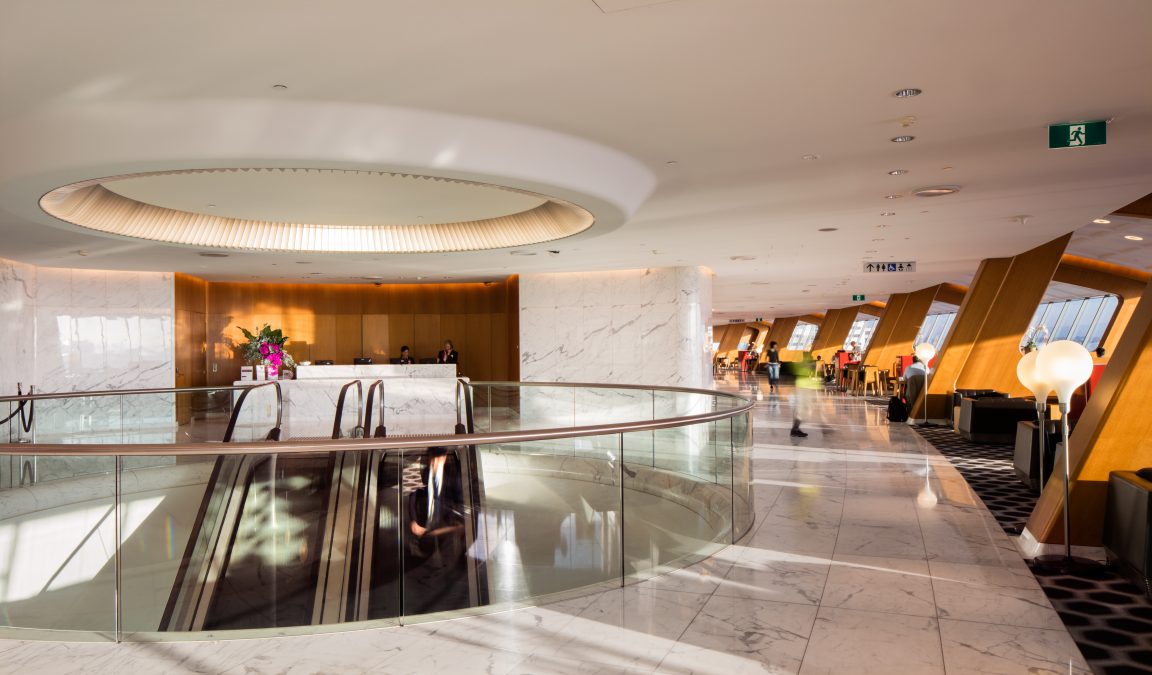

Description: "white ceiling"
1 0 1150 321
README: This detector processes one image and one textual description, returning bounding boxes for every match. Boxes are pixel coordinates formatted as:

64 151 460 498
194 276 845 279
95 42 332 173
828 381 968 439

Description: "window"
843 317 878 352
787 322 818 351
914 312 957 353
1022 295 1118 351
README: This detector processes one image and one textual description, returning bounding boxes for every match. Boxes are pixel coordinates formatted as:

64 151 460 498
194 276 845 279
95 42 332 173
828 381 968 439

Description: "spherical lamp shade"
1035 340 1094 404
1016 350 1053 402
914 342 937 363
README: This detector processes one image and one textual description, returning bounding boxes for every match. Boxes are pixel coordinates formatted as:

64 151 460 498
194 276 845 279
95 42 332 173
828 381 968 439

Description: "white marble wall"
0 257 175 441
519 267 713 389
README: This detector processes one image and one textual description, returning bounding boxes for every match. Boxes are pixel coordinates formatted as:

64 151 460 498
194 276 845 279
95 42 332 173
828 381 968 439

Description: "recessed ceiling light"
295 261 311 264
941 166 954 171
730 255 757 261
801 290 810 293
752 281 772 285
888 169 909 176
801 154 820 161
207 204 216 208
665 160 678 165
913 185 961 197
880 212 896 217
818 227 839 232
273 84 288 89
198 252 229 258
885 194 903 199
510 250 537 256
1124 235 1144 241
890 136 915 143
892 88 922 98
1093 218 1111 224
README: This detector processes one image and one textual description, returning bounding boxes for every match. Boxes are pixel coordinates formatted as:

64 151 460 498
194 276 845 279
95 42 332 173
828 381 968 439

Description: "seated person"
397 345 414 365
903 355 929 417
436 340 459 365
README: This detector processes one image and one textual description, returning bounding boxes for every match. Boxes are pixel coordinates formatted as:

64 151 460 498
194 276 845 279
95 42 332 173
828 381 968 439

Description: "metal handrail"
363 380 386 438
222 382 284 443
0 382 752 456
0 383 285 403
332 380 364 439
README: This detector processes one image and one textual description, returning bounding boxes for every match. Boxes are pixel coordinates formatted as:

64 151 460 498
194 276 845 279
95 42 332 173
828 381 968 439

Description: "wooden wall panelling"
920 259 1012 417
413 314 442 360
388 314 416 360
505 275 520 381
464 313 493 380
361 315 390 363
1027 275 1152 546
862 293 908 368
879 285 939 369
919 234 1070 418
491 312 509 382
334 314 363 363
811 308 857 362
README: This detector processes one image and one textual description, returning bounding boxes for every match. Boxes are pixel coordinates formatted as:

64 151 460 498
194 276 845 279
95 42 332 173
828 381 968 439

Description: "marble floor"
0 375 1091 674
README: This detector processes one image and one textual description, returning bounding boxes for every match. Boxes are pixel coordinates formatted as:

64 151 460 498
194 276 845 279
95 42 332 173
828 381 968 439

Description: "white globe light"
1016 350 1053 402
914 342 937 363
1035 340 1094 404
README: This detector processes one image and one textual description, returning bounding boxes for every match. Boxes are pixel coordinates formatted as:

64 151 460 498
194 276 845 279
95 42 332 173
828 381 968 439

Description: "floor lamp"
913 342 936 426
1016 350 1052 493
1033 340 1097 572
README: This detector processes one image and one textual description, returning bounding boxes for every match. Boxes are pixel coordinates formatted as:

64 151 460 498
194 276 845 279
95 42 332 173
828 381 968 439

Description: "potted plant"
238 324 296 378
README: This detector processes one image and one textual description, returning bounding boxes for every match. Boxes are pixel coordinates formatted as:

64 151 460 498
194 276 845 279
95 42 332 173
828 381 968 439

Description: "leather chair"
957 395 1037 444
951 389 1006 431
1105 470 1152 597
1012 419 1058 492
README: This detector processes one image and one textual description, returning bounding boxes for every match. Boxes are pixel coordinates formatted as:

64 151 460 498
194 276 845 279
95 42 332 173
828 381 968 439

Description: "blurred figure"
406 446 469 613
791 353 822 438
903 355 930 425
397 345 414 365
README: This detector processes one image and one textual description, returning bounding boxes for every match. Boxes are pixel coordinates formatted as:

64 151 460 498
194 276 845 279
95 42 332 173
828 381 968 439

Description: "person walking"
765 341 781 392
791 353 821 438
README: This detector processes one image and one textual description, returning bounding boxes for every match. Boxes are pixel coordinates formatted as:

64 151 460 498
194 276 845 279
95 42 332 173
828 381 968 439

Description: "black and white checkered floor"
911 423 1152 675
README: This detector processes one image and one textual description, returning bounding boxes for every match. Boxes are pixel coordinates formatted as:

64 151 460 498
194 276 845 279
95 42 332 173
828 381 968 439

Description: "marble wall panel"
0 258 176 453
520 267 712 389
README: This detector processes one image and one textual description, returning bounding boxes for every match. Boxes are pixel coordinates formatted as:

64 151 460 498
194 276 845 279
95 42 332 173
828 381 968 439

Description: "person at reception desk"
437 340 458 365
397 345 414 365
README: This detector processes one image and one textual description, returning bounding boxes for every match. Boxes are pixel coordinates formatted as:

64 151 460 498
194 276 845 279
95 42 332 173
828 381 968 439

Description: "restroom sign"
863 261 916 273
1049 120 1106 149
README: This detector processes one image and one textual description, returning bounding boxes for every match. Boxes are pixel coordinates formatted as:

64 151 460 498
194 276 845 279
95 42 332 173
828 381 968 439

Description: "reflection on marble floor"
0 374 1090 674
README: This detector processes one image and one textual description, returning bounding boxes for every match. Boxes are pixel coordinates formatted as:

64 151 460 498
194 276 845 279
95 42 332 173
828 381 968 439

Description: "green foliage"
237 323 296 368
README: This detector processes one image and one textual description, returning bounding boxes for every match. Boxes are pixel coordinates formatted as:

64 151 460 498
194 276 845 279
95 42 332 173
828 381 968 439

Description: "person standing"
765 341 781 392
437 340 459 365
397 345 414 365
903 355 929 425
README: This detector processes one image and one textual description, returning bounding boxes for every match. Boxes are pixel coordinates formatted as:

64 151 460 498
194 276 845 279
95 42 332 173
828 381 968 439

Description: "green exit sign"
1049 120 1106 149
852 294 866 302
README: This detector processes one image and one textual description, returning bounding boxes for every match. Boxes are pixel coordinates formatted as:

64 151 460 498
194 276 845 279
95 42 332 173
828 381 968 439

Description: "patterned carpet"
911 424 1152 675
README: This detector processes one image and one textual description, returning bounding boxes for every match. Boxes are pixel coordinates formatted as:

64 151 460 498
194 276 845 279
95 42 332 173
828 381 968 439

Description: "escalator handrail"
0 384 34 433
332 380 364 440
0 382 755 456
223 382 283 443
363 379 385 436
455 378 474 435
0 382 289 403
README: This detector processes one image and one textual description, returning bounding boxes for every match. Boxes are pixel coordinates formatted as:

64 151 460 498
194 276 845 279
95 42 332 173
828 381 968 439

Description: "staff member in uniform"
437 340 459 365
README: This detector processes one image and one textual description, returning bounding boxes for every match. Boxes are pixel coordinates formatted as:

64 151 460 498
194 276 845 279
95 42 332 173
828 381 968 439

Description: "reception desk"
295 363 456 379
233 364 461 439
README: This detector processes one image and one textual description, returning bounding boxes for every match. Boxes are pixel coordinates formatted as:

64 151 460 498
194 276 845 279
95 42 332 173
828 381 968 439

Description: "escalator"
163 378 489 631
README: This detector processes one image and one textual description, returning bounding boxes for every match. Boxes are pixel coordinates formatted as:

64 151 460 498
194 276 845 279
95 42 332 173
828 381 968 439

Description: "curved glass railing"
0 381 753 642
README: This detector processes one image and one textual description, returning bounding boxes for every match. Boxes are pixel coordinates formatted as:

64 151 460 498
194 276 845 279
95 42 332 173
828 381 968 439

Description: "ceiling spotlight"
892 88 922 98
665 160 679 165
295 261 312 264
207 204 216 208
885 194 903 199
941 166 954 171
817 227 839 232
913 185 961 197
888 169 909 176
729 255 757 261
890 136 916 143
1124 235 1144 241
509 250 537 256
198 252 229 258
1093 218 1111 224
801 154 820 161
272 84 288 89
880 212 896 217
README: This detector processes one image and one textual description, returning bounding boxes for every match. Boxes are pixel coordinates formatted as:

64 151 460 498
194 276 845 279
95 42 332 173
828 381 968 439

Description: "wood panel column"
810 307 856 362
917 234 1071 419
1027 275 1152 545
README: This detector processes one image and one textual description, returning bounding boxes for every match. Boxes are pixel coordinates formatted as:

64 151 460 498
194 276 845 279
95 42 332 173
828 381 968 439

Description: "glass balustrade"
0 382 753 642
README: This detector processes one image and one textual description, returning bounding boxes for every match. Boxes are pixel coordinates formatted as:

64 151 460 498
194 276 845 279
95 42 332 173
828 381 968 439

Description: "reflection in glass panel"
1050 300 1079 341
1068 296 1102 344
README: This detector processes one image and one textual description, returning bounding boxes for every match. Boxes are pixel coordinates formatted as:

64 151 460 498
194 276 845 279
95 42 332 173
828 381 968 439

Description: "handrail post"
114 453 123 643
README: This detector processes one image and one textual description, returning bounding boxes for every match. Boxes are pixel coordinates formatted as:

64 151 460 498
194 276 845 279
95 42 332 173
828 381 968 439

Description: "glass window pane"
1068 296 1102 345
1050 300 1080 341
1085 295 1119 350
1038 302 1062 333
